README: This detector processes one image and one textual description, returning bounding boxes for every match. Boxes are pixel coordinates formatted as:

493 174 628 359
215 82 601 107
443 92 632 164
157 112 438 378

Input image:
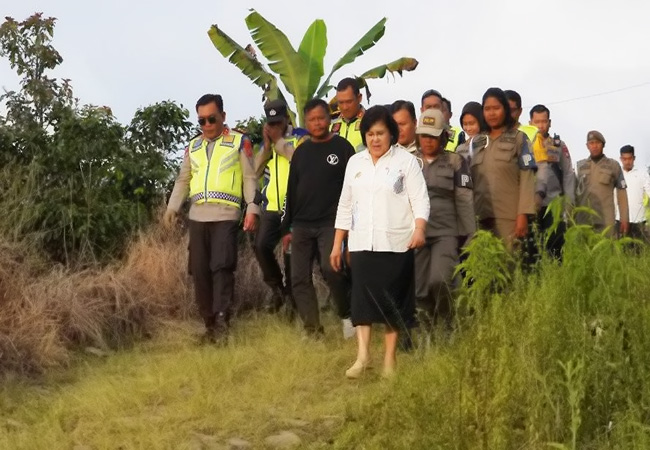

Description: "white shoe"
342 318 356 339
345 359 369 379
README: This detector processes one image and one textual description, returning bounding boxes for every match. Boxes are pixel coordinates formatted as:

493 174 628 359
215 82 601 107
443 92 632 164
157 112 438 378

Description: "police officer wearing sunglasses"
165 94 260 344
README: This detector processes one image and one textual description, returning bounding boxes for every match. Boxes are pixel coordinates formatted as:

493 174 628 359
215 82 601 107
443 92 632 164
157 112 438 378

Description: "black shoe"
282 293 297 322
264 287 285 314
302 326 325 341
199 329 216 345
210 313 230 346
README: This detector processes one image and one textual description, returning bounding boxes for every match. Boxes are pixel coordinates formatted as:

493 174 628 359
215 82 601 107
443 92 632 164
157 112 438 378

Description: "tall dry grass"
0 224 268 376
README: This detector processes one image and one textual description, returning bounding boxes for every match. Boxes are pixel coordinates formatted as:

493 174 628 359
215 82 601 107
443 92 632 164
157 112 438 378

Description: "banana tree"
208 10 418 126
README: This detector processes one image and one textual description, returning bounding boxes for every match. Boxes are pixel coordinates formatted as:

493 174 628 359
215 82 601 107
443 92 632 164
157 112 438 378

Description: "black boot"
265 286 285 314
211 312 230 346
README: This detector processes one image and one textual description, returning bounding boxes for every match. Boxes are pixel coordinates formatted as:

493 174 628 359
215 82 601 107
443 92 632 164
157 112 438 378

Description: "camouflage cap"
586 130 606 145
416 108 448 137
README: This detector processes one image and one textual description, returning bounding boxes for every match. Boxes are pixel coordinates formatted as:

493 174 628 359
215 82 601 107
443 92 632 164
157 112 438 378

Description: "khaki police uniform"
533 134 576 258
576 155 629 233
414 150 475 328
167 127 260 332
331 109 364 152
470 128 537 249
253 126 307 308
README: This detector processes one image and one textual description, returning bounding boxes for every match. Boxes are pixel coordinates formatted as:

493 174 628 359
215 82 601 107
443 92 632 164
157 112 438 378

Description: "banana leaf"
357 57 419 80
245 10 311 119
208 24 275 89
315 17 387 99
208 23 297 124
356 57 419 100
297 19 327 100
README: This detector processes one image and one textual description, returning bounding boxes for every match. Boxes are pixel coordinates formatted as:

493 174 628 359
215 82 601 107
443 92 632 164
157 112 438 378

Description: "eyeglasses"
198 115 218 126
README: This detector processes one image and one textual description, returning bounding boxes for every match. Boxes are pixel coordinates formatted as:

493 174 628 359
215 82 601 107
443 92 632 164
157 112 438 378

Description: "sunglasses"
198 115 218 126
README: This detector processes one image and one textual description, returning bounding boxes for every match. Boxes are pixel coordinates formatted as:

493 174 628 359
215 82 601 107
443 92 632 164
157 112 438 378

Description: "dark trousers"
538 207 567 260
414 236 458 329
291 226 351 332
254 211 291 292
616 221 647 241
189 220 239 328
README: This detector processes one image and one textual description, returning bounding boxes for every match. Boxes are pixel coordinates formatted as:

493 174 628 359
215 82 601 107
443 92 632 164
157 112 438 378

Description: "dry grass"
0 225 242 375
0 316 369 450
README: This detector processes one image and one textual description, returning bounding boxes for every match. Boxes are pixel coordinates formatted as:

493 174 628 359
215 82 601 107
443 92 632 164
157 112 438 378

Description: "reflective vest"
331 112 364 152
445 126 465 151
519 124 538 143
188 130 244 209
263 132 306 212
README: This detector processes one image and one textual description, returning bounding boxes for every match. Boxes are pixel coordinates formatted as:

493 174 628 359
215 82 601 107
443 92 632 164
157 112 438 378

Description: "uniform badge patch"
423 116 436 126
242 138 253 158
354 121 361 131
191 138 203 151
221 135 235 148
562 144 570 159
331 122 342 134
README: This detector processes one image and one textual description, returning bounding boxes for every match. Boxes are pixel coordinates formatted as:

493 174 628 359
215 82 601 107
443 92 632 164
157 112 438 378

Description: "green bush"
337 226 650 449
0 14 194 263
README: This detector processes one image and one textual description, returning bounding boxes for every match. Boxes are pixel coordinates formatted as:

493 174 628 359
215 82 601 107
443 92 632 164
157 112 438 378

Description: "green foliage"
233 115 265 148
339 224 650 449
315 17 386 98
0 14 193 263
209 11 418 125
3 227 650 447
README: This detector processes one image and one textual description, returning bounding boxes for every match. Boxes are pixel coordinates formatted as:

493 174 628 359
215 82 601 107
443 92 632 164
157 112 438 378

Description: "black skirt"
349 250 416 329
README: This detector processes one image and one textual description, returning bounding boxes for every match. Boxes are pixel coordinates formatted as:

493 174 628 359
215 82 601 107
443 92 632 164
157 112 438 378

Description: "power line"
527 81 650 109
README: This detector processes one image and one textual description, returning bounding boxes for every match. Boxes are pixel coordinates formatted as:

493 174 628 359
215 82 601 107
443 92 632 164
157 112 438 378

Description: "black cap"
264 99 288 124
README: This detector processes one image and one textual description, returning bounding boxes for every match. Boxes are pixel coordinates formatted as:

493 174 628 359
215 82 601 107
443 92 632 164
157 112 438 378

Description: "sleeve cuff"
246 203 261 215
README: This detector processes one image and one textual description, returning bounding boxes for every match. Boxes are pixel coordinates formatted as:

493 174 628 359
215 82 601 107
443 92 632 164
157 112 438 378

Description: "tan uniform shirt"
253 125 300 178
166 130 260 222
576 155 628 228
415 150 476 237
470 129 537 221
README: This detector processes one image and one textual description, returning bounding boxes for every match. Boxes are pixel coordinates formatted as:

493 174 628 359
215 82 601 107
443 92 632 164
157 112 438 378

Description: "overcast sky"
3 0 650 166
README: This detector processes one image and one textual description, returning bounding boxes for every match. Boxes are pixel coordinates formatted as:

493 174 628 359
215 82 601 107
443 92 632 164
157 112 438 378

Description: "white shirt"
615 166 650 223
334 146 430 252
